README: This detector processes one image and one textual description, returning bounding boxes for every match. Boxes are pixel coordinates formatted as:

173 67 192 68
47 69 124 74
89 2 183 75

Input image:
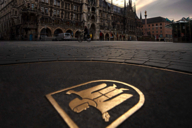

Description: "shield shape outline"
46 80 145 128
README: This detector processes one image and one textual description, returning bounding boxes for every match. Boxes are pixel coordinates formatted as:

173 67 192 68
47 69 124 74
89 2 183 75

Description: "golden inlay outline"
46 80 145 128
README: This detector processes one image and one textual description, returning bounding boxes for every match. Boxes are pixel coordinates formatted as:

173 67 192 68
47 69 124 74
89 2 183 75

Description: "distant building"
0 0 142 41
167 17 192 43
142 17 172 42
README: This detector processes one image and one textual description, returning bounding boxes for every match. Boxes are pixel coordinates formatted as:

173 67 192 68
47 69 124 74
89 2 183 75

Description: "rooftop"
142 17 169 24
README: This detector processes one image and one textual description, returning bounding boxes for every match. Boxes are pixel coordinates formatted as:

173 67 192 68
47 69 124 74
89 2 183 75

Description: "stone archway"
105 33 109 41
100 32 104 41
54 29 63 36
40 28 52 37
66 30 73 37
110 33 114 40
90 23 96 40
119 35 122 41
75 31 81 39
123 35 125 41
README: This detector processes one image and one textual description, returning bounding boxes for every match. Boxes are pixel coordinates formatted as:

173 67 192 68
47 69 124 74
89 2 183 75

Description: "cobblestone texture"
0 41 192 73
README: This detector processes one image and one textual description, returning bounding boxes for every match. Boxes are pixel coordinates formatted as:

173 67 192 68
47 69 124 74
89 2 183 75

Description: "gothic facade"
0 0 142 40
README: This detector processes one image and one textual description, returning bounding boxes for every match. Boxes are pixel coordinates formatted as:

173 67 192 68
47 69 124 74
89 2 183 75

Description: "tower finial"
140 11 142 20
134 2 136 12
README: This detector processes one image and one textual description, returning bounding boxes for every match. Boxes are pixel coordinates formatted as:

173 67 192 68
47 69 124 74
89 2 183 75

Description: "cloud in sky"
106 0 192 21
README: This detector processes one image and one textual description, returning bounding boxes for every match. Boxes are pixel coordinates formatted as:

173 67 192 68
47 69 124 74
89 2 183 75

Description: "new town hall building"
0 0 142 40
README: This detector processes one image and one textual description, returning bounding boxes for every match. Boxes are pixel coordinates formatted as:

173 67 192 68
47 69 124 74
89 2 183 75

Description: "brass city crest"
46 80 145 128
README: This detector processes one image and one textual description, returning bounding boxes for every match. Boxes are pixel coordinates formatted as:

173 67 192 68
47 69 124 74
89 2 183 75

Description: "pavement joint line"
1 60 191 75
165 61 172 68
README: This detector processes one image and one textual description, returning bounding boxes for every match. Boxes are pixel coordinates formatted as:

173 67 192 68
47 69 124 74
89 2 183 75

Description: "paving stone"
167 65 192 73
38 57 58 61
170 62 192 67
148 59 170 64
131 58 149 61
125 59 146 64
144 62 169 68
107 58 125 63
91 58 108 61
74 58 92 61
58 57 76 61
171 60 192 64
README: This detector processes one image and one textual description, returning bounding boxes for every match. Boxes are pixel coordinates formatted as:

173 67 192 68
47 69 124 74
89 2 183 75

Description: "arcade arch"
40 28 52 37
105 33 109 41
100 32 104 40
90 23 96 40
75 31 81 38
54 29 63 36
66 29 73 36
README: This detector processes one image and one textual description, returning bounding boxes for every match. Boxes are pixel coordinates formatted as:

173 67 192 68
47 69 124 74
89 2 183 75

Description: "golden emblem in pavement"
46 80 145 128
66 83 132 122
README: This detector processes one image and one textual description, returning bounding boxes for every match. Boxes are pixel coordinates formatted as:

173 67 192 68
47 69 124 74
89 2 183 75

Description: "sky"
106 0 192 21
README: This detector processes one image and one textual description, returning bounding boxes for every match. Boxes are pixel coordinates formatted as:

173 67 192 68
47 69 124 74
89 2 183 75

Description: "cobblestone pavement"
0 41 192 73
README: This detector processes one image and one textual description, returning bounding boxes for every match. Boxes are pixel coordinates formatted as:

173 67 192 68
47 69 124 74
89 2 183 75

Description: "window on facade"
156 24 158 26
73 14 75 19
160 31 162 33
152 24 154 26
148 25 150 27
156 31 158 33
28 3 30 8
57 1 60 6
31 4 34 10
156 27 158 29
41 7 44 13
74 5 77 11
57 10 60 15
45 0 48 3
67 3 70 9
53 10 56 15
65 12 68 18
45 8 48 15
54 0 57 5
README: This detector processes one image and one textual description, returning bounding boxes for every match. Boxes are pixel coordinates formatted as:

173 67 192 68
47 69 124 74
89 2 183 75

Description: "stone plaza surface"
0 41 192 73
0 41 192 128
0 62 192 128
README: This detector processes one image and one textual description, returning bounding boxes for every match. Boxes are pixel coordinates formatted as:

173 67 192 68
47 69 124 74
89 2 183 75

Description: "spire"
129 0 132 7
140 11 142 20
111 0 113 12
124 0 127 15
134 2 136 13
